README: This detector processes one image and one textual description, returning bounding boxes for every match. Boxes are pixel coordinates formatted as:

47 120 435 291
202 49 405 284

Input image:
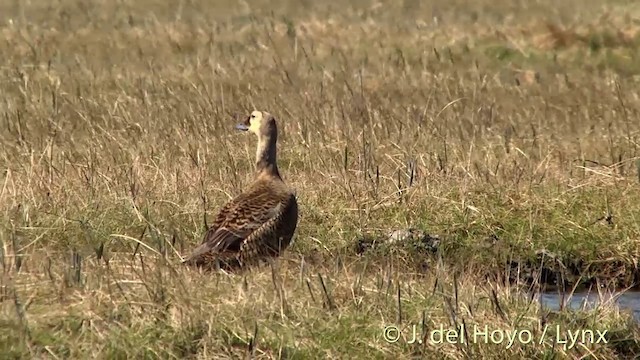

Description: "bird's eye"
251 114 256 118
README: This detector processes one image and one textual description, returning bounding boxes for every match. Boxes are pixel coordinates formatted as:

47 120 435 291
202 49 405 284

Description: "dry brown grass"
1 0 640 358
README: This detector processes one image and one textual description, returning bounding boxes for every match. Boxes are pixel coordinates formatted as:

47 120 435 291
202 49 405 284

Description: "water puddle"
539 290 640 321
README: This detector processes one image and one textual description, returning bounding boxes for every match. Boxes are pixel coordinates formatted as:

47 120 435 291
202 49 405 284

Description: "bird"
182 110 299 272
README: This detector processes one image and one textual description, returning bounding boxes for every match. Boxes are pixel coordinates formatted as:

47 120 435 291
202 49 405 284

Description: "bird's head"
236 110 277 138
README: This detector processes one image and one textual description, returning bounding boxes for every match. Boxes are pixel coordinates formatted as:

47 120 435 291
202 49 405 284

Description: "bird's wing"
238 193 296 265
182 191 284 264
198 193 246 244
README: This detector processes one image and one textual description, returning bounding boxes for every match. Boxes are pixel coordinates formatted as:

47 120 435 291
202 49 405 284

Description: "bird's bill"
235 114 251 131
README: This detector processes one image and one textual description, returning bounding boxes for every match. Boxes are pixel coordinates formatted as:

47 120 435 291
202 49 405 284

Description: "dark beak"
235 115 250 131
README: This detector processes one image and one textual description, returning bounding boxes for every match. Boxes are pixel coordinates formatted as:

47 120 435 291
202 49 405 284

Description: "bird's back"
183 174 298 270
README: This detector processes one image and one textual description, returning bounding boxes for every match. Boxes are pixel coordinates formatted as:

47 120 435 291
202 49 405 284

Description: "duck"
182 110 299 271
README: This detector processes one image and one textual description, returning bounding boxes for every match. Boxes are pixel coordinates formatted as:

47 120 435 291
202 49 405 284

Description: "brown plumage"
182 110 299 271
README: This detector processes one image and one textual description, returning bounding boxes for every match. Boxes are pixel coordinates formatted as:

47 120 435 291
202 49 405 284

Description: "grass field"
2 0 640 358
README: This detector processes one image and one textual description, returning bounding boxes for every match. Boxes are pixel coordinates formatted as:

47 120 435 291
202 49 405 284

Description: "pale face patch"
248 111 263 134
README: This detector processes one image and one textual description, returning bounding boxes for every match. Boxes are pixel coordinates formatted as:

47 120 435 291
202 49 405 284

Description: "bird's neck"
255 135 281 179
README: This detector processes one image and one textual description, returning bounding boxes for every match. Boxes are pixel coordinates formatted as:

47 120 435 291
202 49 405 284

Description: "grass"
1 0 640 358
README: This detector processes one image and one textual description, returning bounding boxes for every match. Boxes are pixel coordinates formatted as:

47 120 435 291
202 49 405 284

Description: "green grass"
1 0 640 358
